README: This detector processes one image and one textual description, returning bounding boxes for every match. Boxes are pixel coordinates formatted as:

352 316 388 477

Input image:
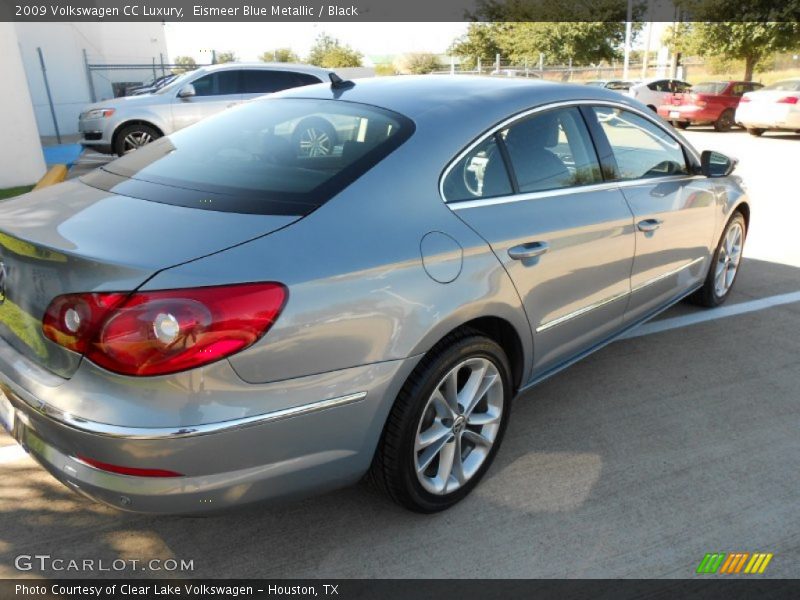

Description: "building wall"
0 22 46 187
14 23 169 136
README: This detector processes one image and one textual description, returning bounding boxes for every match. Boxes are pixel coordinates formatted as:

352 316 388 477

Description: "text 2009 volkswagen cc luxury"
0 77 749 513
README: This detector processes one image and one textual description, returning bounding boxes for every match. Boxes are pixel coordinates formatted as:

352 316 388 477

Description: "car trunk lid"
0 180 301 378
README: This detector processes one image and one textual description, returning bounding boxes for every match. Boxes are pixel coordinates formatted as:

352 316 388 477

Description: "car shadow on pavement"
1 258 799 579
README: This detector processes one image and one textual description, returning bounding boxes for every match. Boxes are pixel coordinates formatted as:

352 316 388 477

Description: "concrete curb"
33 164 68 190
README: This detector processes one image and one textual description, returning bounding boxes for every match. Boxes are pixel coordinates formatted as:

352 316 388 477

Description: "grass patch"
0 185 34 200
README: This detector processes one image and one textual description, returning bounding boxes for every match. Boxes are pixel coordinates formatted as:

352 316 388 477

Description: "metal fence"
432 55 696 83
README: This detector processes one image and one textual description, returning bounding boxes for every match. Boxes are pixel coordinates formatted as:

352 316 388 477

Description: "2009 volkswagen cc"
0 77 749 513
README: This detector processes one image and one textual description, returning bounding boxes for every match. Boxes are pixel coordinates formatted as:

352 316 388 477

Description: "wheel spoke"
436 440 456 491
449 436 466 489
442 369 460 413
467 409 501 427
458 363 487 414
462 429 493 449
417 434 451 473
430 389 456 419
416 422 451 451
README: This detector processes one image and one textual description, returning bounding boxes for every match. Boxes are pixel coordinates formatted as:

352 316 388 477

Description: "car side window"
731 83 746 96
241 70 319 94
192 72 240 97
592 107 689 180
501 107 602 193
648 80 667 92
443 135 513 202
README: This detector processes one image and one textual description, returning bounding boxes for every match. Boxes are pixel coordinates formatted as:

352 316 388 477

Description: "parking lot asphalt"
1 128 798 579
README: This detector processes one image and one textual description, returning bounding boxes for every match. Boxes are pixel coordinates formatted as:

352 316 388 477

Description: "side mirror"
701 150 737 177
177 84 196 99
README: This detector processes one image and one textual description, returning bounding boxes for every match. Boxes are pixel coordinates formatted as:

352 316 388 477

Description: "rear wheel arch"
735 202 750 233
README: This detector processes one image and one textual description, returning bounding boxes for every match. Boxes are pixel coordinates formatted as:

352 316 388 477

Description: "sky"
164 22 470 64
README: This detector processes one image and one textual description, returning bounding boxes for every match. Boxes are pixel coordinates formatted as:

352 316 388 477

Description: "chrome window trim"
1 379 367 440
439 99 701 207
534 256 706 333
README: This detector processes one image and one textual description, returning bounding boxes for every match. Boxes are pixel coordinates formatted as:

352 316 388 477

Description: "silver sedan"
0 76 749 513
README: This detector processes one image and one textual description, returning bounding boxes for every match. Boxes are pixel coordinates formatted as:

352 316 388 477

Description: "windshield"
156 70 199 95
761 79 800 91
92 98 413 214
692 82 727 94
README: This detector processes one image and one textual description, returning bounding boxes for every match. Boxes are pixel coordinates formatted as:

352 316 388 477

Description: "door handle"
508 241 549 260
637 218 663 233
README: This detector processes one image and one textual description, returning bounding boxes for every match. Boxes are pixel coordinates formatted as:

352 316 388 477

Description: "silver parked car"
0 77 749 514
78 62 335 155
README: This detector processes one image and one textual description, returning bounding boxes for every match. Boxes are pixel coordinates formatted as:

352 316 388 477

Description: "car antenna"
330 73 355 90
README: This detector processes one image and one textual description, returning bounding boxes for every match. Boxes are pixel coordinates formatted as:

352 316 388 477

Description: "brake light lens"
777 96 799 104
739 96 751 103
43 283 287 376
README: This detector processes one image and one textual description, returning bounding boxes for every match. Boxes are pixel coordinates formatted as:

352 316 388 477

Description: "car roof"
194 62 333 77
275 75 645 125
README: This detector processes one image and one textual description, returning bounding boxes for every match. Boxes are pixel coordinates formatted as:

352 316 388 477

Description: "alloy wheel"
298 127 333 157
414 357 504 495
122 131 153 153
714 221 744 297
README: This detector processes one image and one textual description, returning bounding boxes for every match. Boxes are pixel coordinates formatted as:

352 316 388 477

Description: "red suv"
658 81 764 131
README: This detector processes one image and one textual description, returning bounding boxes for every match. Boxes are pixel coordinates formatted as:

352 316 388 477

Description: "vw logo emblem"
0 260 6 306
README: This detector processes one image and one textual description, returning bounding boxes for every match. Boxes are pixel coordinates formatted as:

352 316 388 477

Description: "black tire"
747 128 765 137
292 117 337 157
688 212 747 308
714 109 735 132
674 121 690 130
370 329 513 513
113 123 161 156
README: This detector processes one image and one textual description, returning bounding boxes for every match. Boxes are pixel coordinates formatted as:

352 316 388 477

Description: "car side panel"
141 138 534 386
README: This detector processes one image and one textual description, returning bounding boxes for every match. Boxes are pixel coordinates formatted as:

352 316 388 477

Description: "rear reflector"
777 96 799 104
43 283 287 376
77 455 183 478
739 96 751 103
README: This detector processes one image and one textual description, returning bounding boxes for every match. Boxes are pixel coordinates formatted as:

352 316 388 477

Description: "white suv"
79 63 334 155
628 78 692 112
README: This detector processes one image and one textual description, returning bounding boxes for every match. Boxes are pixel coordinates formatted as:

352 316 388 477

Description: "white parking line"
620 290 800 340
0 443 27 464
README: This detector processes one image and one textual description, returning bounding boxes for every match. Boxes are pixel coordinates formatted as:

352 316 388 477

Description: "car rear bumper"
735 105 800 129
0 338 419 514
657 105 721 123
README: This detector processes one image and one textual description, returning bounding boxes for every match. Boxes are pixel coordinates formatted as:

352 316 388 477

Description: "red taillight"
42 292 129 353
739 96 751 103
77 455 183 477
43 283 287 376
776 96 799 104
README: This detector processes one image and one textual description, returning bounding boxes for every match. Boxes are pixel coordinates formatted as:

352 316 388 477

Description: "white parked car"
627 78 691 112
735 79 800 136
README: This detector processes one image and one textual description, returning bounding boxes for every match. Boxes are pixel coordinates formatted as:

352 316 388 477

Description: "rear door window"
501 107 602 193
241 70 321 94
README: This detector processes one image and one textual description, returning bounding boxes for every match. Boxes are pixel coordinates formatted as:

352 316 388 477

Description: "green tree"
172 56 197 74
259 48 300 63
671 1 800 81
396 52 441 74
215 51 237 64
306 33 362 68
449 23 504 69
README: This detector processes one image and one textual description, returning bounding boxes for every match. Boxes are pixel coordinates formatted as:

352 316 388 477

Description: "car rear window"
94 99 413 214
692 82 727 94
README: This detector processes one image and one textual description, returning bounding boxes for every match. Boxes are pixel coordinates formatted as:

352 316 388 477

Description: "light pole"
622 0 633 80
